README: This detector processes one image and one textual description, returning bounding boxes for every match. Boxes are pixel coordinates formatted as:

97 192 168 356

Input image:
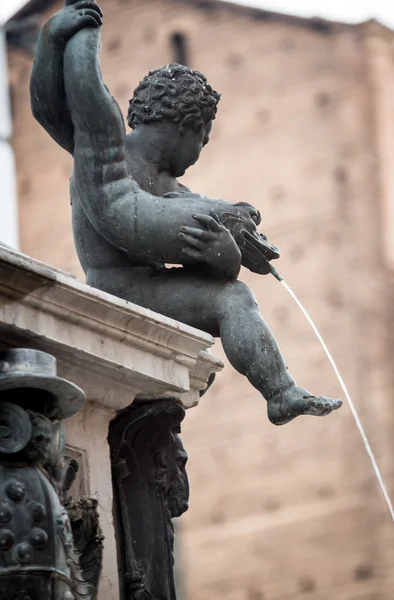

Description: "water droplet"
0 529 14 550
6 480 25 501
30 502 45 522
14 542 32 564
0 503 12 523
31 527 48 549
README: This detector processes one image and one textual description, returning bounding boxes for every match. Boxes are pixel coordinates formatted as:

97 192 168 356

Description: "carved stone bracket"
109 398 189 600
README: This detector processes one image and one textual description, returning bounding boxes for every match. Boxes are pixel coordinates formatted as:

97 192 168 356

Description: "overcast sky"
1 0 394 27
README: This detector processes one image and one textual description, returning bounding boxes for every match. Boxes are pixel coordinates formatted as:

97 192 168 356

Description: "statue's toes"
268 393 342 425
320 396 342 411
304 396 339 416
306 399 325 415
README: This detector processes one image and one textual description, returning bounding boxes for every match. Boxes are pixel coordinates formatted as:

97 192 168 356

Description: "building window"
171 32 189 66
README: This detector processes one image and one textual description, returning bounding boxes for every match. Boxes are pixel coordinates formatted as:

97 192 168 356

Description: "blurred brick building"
6 0 394 598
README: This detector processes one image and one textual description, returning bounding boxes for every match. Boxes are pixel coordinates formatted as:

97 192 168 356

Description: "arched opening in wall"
171 32 189 66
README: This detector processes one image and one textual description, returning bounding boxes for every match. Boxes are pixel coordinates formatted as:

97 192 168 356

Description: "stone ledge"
0 244 223 410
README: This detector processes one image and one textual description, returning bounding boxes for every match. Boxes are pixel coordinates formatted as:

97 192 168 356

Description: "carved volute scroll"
109 398 189 600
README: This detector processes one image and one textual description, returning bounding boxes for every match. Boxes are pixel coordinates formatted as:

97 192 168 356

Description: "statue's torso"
71 138 188 274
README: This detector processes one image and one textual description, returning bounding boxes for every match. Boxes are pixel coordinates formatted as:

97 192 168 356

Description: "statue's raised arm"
30 1 105 154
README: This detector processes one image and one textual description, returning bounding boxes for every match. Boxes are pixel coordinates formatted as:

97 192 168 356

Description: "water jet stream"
271 266 394 521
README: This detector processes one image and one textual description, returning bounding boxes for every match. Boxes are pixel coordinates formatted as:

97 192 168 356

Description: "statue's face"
169 121 212 177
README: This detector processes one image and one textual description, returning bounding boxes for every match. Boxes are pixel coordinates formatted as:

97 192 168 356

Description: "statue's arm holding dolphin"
62 21 242 277
30 1 103 154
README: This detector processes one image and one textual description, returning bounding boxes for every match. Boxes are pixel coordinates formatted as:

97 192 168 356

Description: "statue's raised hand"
178 213 242 279
47 0 102 45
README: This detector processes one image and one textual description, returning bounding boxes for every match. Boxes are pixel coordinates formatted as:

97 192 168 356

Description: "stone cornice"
0 244 223 410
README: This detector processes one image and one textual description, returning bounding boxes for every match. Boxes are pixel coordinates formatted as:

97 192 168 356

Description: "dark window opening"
171 32 189 66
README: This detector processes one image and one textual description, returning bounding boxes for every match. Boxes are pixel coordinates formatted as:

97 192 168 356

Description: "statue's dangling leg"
89 266 341 426
214 280 342 425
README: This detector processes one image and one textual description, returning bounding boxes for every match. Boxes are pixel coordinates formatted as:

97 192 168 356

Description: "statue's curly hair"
127 64 221 133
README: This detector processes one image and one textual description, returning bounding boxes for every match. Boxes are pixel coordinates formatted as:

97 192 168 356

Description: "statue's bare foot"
267 386 342 426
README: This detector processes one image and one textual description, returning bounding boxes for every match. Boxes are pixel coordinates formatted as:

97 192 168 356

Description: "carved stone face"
166 434 189 518
169 122 212 177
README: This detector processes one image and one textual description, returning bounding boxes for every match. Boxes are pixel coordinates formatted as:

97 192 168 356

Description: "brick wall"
8 1 394 598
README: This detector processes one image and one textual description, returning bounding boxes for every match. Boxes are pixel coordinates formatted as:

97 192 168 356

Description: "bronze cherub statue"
30 0 341 425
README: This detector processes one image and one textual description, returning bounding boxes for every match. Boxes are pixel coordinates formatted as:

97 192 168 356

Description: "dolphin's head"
217 202 280 275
